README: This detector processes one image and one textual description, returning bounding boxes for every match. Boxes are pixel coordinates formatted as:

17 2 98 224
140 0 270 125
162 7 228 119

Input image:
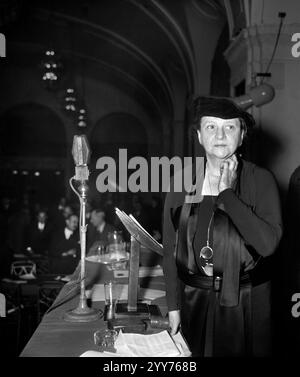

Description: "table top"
20 263 167 357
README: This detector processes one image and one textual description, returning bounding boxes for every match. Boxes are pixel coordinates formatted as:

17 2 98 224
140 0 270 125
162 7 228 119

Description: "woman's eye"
225 124 236 131
206 124 215 130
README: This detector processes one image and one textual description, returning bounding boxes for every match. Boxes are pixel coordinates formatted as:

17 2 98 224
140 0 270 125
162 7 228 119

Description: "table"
20 263 168 357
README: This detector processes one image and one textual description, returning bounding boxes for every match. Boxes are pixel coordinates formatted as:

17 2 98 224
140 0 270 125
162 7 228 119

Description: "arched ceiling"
3 0 227 123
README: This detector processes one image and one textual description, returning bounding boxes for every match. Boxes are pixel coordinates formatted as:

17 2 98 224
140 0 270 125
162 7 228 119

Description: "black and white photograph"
0 0 299 364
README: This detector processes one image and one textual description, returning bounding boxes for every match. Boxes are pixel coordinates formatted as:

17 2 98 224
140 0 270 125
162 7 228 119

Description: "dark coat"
26 221 53 255
162 159 283 356
86 222 116 253
48 228 79 275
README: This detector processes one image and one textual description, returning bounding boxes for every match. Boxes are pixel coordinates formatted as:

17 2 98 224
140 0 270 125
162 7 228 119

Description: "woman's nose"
215 127 225 139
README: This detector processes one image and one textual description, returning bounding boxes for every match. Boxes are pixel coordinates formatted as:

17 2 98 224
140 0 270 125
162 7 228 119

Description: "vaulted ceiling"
3 0 227 123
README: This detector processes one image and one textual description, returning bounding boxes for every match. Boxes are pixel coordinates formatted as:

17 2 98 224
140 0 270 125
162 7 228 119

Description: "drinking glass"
104 281 121 320
94 329 118 351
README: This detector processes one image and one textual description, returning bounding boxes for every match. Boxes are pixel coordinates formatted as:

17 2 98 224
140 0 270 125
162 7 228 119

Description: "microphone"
72 135 91 181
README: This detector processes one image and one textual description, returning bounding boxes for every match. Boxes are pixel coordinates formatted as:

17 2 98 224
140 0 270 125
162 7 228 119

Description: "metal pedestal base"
105 302 166 333
64 306 102 323
115 302 151 319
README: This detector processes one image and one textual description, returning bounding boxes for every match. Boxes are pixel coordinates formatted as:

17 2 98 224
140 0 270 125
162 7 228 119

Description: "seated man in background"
26 209 53 255
50 200 74 231
87 208 115 254
48 214 79 275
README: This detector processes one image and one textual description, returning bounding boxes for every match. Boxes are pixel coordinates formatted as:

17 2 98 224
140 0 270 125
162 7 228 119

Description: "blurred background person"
147 196 163 242
87 208 115 254
26 208 53 256
48 213 79 275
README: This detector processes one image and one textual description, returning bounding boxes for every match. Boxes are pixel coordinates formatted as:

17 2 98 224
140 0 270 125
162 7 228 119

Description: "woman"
162 96 282 357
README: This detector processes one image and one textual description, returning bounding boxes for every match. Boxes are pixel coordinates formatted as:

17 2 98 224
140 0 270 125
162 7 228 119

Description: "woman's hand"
218 154 238 193
168 310 181 335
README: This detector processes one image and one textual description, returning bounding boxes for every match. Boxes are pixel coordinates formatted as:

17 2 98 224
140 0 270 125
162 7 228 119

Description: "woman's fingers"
232 153 238 165
168 310 181 335
219 156 239 192
227 155 238 172
220 160 229 180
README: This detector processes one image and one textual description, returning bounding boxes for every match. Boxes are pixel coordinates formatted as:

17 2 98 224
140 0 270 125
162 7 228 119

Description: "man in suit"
48 214 79 275
87 208 115 254
26 209 53 255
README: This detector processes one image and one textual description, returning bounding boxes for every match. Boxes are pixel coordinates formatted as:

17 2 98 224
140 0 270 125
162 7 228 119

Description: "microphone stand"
64 177 101 323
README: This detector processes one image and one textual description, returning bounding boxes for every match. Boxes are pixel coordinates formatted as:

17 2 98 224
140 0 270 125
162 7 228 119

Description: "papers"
113 266 163 279
80 350 119 357
115 208 163 256
80 331 191 357
54 275 71 282
86 284 165 302
86 252 129 264
86 284 127 302
1 278 27 284
129 214 162 249
172 331 191 357
115 330 180 357
19 273 36 280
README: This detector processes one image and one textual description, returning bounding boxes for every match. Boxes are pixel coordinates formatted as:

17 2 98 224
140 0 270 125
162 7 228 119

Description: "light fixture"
64 88 77 114
77 107 88 128
41 49 62 90
233 83 275 110
76 58 88 128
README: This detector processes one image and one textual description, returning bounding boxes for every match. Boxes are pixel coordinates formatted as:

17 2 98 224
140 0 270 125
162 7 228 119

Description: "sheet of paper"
128 214 163 249
80 331 191 357
86 284 165 302
115 330 180 357
114 208 163 255
113 266 163 279
80 350 120 357
1 278 27 284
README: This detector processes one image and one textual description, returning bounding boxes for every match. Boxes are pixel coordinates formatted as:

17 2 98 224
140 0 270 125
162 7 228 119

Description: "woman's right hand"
168 310 181 335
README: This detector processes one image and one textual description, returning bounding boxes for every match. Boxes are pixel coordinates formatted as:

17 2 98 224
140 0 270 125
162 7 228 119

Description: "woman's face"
197 116 244 160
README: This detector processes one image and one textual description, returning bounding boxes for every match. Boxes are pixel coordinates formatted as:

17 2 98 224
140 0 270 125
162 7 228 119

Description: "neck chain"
199 169 215 275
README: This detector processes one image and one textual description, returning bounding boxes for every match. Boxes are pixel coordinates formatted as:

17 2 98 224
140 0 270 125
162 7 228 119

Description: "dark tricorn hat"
192 96 255 131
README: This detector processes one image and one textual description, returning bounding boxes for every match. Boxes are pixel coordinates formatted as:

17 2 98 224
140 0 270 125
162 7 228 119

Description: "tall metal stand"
106 236 160 332
127 235 140 312
64 180 101 322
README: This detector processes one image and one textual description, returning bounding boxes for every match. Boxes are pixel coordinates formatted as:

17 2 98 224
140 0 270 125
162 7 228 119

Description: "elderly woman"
162 96 282 357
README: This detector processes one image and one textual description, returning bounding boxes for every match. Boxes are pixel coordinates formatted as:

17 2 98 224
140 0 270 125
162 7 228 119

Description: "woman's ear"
197 129 202 145
239 129 245 146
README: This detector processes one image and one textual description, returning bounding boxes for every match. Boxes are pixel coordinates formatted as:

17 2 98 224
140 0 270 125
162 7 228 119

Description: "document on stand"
115 208 163 255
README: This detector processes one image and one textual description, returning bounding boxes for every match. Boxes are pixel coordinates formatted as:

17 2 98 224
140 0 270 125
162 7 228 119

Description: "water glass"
104 281 120 319
94 329 118 351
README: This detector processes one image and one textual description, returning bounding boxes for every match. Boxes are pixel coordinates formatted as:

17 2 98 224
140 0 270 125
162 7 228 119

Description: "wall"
224 1 300 193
